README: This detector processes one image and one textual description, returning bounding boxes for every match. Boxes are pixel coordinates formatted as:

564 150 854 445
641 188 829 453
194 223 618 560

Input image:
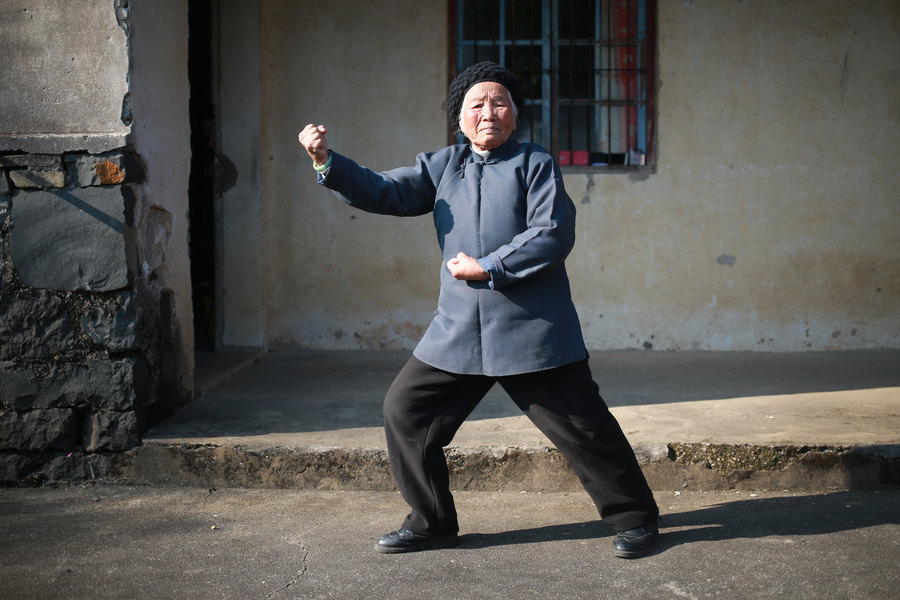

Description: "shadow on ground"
458 490 900 553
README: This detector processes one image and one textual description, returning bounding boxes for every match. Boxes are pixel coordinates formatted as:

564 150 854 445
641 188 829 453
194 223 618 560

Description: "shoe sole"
613 547 652 559
376 535 459 554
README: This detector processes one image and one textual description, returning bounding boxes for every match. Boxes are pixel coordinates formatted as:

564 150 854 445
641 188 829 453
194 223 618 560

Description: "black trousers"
383 355 659 536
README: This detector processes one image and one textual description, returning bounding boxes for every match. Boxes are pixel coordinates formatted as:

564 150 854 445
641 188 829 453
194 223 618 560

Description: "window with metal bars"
453 0 656 171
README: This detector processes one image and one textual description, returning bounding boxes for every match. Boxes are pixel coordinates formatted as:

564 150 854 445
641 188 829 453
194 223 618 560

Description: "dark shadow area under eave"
148 349 900 439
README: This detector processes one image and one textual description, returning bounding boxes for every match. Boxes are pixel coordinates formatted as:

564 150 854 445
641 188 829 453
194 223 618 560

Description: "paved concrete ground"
1 485 898 599
3 350 900 599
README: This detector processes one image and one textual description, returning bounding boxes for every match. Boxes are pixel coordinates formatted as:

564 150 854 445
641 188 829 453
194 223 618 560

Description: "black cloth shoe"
612 523 659 558
376 528 459 554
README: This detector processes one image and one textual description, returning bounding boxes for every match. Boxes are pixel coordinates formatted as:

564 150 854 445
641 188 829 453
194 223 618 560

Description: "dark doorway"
188 0 216 353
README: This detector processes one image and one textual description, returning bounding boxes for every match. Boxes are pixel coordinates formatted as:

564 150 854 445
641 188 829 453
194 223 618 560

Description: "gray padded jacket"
319 135 587 376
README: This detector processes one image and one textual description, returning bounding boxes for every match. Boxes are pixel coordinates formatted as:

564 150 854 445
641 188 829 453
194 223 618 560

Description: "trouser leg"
383 356 495 536
498 359 659 533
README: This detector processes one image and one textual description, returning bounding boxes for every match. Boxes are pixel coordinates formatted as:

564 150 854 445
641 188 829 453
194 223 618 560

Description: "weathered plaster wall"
258 0 898 352
568 0 899 351
129 0 195 388
260 0 447 350
217 0 266 348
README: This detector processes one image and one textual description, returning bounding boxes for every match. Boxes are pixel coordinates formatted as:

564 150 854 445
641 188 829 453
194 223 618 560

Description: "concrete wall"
0 0 131 154
259 0 448 350
246 0 898 352
129 0 194 384
216 0 266 348
567 0 900 351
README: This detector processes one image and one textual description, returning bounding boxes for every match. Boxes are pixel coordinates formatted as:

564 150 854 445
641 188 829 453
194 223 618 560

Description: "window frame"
448 0 657 174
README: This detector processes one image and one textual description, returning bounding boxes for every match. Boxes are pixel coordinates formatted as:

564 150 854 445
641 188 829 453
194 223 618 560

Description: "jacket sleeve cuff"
313 150 333 171
313 151 333 182
478 255 504 290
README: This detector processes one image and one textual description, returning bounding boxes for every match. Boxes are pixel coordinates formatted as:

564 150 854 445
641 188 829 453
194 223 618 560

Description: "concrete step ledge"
109 441 900 492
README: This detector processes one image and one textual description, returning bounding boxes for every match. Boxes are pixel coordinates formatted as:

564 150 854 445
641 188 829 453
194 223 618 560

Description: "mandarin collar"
472 135 519 163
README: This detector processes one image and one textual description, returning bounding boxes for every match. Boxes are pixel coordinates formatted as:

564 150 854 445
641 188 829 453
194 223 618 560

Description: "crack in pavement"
264 544 309 599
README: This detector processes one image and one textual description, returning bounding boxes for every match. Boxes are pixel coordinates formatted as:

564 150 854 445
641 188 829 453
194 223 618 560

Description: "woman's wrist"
313 150 332 172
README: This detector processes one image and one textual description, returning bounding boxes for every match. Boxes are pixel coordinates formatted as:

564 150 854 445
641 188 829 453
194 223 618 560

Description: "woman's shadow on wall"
457 490 900 554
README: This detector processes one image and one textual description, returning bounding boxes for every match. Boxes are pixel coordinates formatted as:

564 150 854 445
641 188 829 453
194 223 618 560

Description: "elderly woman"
298 62 659 558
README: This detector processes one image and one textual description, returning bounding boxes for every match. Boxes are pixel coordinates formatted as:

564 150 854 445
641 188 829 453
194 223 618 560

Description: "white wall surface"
566 0 899 351
259 0 449 350
217 0 266 348
242 0 898 352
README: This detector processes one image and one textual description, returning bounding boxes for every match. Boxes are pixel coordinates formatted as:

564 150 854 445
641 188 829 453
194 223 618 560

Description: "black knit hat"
448 62 525 136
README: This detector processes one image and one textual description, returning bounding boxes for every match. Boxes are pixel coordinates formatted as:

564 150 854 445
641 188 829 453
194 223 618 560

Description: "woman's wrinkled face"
459 81 516 151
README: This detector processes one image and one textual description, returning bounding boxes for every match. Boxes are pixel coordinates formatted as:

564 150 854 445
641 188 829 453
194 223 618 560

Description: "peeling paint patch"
716 254 736 267
832 331 841 339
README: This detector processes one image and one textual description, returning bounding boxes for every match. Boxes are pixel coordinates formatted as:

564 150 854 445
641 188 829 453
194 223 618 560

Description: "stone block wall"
0 149 179 484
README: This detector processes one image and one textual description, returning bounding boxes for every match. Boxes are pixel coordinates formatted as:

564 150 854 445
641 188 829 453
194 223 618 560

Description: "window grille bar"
527 0 536 143
605 0 611 157
492 0 499 63
510 0 516 73
592 0 601 154
637 0 647 154
623 2 637 155
543 0 553 151
565 0 572 155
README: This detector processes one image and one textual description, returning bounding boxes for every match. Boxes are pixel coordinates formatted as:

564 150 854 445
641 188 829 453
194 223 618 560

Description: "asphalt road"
2 485 898 599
